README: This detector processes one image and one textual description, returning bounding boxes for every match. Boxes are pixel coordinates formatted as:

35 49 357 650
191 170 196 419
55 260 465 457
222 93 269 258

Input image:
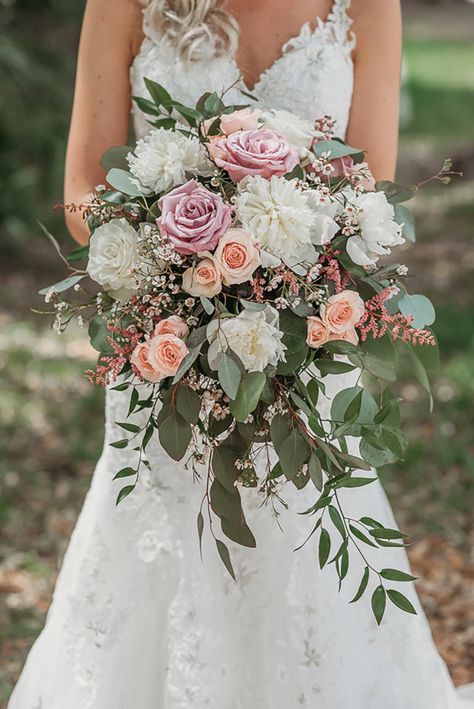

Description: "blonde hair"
141 0 239 61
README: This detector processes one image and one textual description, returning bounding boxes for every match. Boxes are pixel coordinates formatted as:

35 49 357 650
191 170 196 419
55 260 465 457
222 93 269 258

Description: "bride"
8 0 474 707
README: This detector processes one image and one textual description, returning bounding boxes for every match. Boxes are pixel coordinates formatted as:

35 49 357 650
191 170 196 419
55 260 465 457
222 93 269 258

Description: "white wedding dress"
9 1 474 707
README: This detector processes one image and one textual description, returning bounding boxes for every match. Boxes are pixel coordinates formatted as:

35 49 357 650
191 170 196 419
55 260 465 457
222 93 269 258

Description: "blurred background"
0 0 473 703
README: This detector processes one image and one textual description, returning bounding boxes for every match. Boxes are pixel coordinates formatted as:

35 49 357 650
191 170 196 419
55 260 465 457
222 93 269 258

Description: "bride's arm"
64 0 143 244
346 0 402 182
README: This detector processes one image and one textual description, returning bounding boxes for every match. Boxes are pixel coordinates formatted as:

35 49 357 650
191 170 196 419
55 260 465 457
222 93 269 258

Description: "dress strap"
327 0 355 49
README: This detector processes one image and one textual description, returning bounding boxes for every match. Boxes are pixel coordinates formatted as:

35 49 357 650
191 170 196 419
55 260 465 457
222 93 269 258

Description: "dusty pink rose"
331 157 376 191
306 316 330 349
130 341 162 383
320 290 365 334
208 129 299 182
328 328 359 345
154 315 189 339
182 257 222 297
213 229 261 285
147 334 189 380
202 108 261 139
157 179 232 254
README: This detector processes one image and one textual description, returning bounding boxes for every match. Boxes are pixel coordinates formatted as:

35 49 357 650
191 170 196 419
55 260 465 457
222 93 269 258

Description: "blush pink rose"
306 316 330 349
331 157 376 191
157 179 232 254
213 229 261 285
320 290 366 334
147 334 189 380
154 315 189 339
182 257 222 297
202 108 261 139
130 341 162 383
208 129 299 182
328 328 359 345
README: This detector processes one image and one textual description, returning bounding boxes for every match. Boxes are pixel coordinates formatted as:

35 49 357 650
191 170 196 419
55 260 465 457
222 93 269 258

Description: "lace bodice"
130 0 355 139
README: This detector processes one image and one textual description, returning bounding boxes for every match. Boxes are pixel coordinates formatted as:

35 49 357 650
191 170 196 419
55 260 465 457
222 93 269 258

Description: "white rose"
206 306 286 373
87 218 140 296
305 190 341 246
260 109 316 158
346 191 405 266
127 128 212 193
235 175 317 269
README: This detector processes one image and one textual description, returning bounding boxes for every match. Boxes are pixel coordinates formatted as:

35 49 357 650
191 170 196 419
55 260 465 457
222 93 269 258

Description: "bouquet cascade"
40 80 453 624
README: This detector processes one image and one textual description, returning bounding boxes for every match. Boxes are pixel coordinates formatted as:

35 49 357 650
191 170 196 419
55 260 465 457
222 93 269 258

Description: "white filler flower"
347 191 405 266
236 175 316 268
260 109 315 158
87 218 140 295
207 306 286 373
127 128 212 193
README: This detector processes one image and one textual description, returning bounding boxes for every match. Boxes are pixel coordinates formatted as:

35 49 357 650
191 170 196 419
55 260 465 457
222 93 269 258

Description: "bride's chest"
130 21 355 138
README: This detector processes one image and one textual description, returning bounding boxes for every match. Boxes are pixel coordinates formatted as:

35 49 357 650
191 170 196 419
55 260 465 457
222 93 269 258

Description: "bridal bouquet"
40 80 450 623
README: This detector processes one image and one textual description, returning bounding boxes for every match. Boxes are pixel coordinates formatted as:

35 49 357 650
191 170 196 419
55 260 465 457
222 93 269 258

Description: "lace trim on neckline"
140 0 354 57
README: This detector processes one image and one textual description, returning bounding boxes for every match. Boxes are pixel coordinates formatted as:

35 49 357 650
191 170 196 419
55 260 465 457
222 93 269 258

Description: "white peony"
235 175 317 268
305 190 341 246
127 128 212 193
206 306 286 373
260 109 315 158
346 191 405 266
87 218 141 297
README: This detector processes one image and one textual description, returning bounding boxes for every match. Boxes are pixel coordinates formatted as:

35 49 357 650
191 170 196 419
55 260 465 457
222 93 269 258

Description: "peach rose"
154 315 189 339
213 229 261 285
306 316 330 349
320 290 365 334
130 341 162 383
202 108 261 139
182 257 222 297
148 334 189 380
328 328 359 346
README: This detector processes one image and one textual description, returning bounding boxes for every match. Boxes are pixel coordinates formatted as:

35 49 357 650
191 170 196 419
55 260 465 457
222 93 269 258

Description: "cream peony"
206 306 286 372
127 128 212 193
305 190 341 246
87 218 140 295
260 109 315 158
235 175 316 268
347 191 405 266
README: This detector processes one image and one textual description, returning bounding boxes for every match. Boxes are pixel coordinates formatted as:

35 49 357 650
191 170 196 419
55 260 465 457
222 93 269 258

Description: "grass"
402 39 474 145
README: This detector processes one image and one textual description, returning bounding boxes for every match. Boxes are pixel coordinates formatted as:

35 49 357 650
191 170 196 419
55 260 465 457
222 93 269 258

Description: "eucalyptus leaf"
371 585 387 625
106 168 146 197
350 566 370 603
100 145 133 172
39 274 85 296
116 484 135 505
216 539 236 581
218 355 242 400
158 413 192 461
319 528 331 569
387 589 417 615
398 293 436 330
229 372 267 422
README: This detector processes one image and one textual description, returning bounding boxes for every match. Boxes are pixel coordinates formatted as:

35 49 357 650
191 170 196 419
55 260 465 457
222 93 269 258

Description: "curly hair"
139 0 239 60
